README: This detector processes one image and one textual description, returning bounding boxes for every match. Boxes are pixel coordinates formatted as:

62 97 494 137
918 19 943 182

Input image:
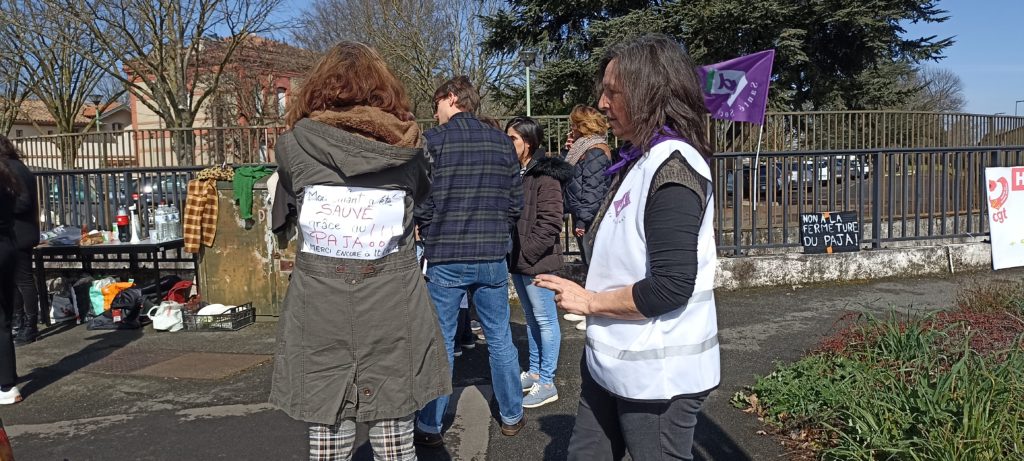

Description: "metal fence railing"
16 112 1024 169
15 126 287 170
712 146 1024 255
33 166 204 232
32 146 1023 257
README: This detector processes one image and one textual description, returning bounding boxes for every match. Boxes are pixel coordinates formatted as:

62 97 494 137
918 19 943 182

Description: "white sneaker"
563 313 585 322
0 386 22 405
575 320 586 331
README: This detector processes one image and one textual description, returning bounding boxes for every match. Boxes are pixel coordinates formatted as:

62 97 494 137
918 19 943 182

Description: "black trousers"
0 240 18 387
12 248 39 329
567 356 706 461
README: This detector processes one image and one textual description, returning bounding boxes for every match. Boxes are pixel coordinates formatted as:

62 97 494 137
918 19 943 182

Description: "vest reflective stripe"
585 140 720 399
587 333 719 361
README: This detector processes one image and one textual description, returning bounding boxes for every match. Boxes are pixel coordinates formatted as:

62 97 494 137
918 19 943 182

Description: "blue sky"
903 0 1024 115
271 0 1020 115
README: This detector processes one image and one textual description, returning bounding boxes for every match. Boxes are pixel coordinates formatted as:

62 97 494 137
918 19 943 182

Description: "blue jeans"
511 273 561 385
417 260 523 433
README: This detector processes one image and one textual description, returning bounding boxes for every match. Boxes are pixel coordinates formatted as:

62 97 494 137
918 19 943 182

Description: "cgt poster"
985 167 1024 270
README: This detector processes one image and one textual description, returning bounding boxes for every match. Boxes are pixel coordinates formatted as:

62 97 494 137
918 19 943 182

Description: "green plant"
739 312 1024 460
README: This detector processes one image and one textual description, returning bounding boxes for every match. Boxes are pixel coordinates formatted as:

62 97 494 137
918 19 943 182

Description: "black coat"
5 158 39 250
564 146 612 231
510 154 574 276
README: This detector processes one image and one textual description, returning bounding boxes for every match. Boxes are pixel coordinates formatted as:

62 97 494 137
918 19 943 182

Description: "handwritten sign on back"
298 185 406 260
799 211 860 254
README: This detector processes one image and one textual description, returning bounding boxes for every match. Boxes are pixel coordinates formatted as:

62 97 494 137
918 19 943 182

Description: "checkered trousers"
309 415 416 461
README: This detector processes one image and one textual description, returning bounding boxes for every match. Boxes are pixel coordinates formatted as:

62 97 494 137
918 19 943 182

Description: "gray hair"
597 34 712 161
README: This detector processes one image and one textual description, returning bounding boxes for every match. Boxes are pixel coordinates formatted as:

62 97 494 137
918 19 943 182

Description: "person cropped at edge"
560 105 612 331
413 76 526 447
268 41 450 461
0 137 40 346
535 34 720 461
0 150 25 405
505 117 573 409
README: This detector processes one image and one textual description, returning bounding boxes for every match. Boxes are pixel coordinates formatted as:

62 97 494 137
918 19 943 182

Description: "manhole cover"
131 352 271 380
84 348 185 374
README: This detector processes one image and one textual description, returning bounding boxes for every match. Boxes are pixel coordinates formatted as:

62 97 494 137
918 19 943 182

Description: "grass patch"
734 280 1024 460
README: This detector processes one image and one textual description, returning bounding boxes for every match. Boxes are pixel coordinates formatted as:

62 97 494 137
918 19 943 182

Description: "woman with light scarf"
561 105 612 330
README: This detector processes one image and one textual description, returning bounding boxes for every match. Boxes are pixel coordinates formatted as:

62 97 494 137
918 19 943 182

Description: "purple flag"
696 50 775 124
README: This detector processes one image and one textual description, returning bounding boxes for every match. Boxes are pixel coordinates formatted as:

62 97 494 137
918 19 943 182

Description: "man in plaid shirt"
414 76 526 446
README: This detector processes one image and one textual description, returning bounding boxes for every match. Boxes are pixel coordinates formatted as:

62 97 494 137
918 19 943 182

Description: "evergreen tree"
483 0 953 114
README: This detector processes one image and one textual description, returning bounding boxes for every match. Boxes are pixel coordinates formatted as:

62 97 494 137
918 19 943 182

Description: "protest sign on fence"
799 211 860 254
985 167 1024 270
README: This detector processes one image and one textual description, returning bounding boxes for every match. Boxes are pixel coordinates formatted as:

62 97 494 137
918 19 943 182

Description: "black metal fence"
17 112 1024 169
34 167 204 232
712 146 1024 255
31 145 1023 256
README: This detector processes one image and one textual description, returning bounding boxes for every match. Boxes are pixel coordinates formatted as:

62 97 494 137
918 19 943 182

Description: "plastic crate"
182 303 255 331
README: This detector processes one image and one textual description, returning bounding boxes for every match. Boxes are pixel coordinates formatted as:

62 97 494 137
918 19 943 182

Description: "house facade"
128 36 310 165
9 99 135 169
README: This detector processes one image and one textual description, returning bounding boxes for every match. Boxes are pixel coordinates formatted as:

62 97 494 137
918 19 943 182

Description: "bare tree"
292 0 514 118
46 0 284 165
203 38 312 163
903 67 967 113
0 0 111 167
0 18 31 137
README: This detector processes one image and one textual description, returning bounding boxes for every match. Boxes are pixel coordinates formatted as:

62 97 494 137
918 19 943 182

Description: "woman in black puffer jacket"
506 117 573 409
563 104 612 267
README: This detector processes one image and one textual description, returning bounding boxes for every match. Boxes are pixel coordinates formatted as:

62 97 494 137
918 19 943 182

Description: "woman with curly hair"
269 42 449 460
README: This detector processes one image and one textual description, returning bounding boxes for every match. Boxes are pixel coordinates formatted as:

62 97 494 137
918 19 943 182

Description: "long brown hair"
596 34 712 161
285 41 413 128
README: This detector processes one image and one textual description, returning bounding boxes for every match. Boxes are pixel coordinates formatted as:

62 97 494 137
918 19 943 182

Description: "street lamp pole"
520 50 537 116
1015 100 1024 116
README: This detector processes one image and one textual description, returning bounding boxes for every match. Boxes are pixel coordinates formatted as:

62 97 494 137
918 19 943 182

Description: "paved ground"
4 267 1023 460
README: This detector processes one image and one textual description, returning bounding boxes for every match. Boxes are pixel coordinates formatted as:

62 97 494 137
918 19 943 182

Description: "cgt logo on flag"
697 50 775 125
704 70 749 107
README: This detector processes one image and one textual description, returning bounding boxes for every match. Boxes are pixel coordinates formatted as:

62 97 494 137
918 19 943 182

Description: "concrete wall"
715 242 993 290
550 242 996 298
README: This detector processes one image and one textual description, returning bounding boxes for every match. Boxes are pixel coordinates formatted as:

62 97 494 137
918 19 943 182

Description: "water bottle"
168 201 181 239
153 203 165 241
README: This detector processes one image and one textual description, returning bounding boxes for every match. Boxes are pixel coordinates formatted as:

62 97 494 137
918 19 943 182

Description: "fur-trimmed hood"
523 152 574 185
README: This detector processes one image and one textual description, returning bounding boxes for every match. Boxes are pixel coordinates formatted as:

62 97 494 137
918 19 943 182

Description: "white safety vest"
585 139 720 400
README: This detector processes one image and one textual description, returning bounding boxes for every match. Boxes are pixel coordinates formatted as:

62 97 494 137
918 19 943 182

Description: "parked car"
726 163 784 199
787 159 835 189
837 155 871 179
138 176 189 207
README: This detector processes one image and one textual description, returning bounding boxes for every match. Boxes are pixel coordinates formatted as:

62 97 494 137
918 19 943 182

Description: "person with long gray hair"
0 136 41 346
535 34 720 460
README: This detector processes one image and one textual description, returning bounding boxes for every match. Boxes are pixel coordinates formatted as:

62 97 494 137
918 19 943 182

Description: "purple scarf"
606 128 687 176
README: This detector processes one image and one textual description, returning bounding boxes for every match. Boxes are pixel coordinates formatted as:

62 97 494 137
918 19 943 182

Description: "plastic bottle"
116 206 131 242
168 201 181 239
157 201 169 241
